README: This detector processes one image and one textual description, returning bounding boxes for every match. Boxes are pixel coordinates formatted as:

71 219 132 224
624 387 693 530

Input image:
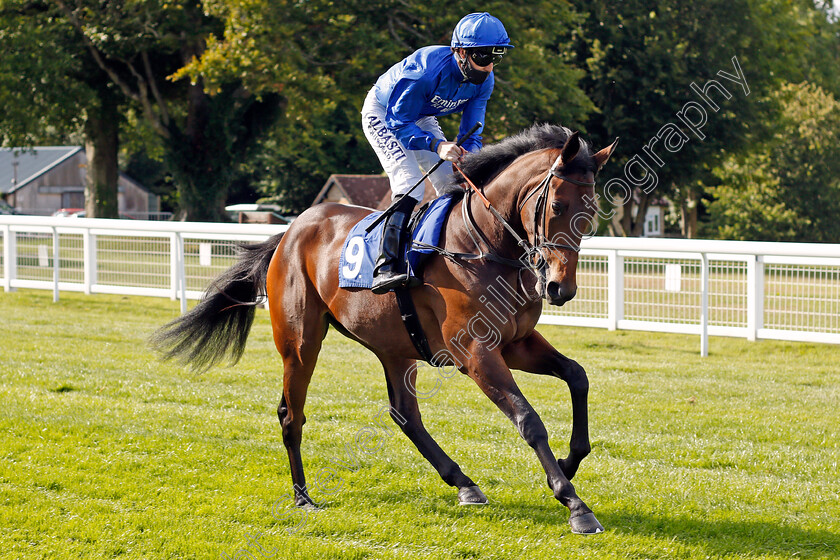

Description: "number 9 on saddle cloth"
339 194 457 289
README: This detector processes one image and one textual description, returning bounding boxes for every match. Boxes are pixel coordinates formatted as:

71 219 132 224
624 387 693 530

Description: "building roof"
312 174 391 209
375 182 438 210
0 147 82 194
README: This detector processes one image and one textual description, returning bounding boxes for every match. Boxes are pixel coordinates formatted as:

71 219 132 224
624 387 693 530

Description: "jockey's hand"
436 141 466 163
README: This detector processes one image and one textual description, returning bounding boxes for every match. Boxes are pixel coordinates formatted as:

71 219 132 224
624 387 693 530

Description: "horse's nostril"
547 282 576 304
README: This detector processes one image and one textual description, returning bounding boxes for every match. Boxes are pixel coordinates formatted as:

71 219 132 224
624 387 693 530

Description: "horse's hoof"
458 486 488 505
295 496 321 511
569 512 604 534
557 458 578 480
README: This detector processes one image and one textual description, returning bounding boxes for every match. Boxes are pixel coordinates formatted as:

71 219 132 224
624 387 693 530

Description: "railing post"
52 226 60 303
700 252 709 357
747 255 764 340
176 232 187 315
608 250 624 331
169 233 179 301
2 225 15 292
83 228 95 295
746 255 765 341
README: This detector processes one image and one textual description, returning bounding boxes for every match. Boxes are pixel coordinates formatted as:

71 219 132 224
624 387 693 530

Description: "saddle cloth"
338 194 457 289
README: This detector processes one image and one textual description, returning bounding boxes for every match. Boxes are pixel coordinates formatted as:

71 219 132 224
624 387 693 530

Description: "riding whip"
365 121 482 233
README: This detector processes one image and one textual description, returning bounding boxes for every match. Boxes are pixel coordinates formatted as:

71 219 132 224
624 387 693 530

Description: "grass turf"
1 289 838 559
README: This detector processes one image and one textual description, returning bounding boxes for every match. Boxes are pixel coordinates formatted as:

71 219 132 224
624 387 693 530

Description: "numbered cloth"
338 194 457 288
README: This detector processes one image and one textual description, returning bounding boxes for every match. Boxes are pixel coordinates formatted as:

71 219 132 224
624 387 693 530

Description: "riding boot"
371 196 417 294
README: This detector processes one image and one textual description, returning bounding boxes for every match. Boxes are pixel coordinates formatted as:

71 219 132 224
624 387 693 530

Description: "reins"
527 159 597 257
454 161 540 265
417 155 593 274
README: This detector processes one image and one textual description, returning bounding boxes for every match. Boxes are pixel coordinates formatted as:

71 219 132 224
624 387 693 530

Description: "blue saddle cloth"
338 194 457 289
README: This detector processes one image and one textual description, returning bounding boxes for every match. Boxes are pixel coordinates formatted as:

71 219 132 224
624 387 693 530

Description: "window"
643 207 661 237
61 191 84 209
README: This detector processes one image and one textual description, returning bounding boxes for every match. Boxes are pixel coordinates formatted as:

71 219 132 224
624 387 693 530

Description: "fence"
0 216 283 316
2 215 839 355
540 237 840 354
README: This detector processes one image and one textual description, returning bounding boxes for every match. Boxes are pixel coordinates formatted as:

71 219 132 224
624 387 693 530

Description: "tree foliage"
53 0 286 221
565 0 820 237
708 82 840 242
0 0 283 221
0 2 90 146
3 0 840 235
179 1 596 212
0 0 121 217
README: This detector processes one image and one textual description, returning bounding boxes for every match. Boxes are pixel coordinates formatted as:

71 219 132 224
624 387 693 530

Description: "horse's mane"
440 123 595 198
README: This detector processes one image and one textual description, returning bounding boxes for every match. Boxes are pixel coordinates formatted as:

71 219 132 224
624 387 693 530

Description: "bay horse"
152 124 617 534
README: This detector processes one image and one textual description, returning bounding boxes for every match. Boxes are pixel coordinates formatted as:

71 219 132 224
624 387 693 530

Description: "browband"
549 168 596 187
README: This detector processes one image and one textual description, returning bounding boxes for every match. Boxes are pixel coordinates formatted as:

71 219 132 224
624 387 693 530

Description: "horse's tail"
150 233 284 372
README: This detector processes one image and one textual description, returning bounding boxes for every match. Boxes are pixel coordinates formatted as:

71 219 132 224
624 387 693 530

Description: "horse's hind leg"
379 356 486 505
272 303 328 508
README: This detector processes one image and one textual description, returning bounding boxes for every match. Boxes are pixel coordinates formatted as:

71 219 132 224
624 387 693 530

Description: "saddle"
338 194 457 289
338 195 457 365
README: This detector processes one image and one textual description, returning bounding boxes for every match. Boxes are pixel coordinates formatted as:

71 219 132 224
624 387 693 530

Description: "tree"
180 0 596 213
565 0 815 237
708 82 840 242
49 0 282 221
0 1 120 218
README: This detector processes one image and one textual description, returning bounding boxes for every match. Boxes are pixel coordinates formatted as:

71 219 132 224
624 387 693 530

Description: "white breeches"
361 88 453 202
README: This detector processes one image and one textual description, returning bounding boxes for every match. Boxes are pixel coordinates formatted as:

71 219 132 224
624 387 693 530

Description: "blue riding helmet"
451 12 515 50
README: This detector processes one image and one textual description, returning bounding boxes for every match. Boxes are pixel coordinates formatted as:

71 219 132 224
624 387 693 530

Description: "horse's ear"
594 137 620 171
560 131 581 166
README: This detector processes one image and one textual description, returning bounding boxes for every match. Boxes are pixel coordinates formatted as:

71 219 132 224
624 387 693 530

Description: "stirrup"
371 271 410 294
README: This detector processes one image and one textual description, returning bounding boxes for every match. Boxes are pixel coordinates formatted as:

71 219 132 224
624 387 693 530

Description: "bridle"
451 153 595 277
519 154 597 262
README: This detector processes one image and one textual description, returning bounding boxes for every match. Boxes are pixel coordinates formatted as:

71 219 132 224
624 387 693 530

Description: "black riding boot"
371 196 417 294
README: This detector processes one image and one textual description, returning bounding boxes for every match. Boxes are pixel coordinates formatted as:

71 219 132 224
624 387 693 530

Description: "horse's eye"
551 201 567 215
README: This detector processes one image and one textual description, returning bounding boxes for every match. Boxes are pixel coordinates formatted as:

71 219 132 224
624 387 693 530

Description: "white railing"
540 237 840 353
14 210 173 220
2 216 839 354
0 215 286 315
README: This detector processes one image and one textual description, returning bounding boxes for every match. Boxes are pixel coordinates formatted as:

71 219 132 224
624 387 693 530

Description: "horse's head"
519 133 618 306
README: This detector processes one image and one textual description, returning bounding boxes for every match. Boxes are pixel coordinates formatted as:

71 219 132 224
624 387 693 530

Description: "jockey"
361 12 514 294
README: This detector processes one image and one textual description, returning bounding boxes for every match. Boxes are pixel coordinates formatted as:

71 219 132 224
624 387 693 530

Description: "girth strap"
389 160 591 365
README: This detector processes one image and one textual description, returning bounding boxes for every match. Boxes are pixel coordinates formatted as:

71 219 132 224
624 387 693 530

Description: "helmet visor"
468 46 506 67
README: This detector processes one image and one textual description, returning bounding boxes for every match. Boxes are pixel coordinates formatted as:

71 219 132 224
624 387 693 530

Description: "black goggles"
468 47 506 67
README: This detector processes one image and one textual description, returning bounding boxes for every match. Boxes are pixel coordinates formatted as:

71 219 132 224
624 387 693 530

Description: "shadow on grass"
597 510 839 559
442 495 838 559
285 481 838 560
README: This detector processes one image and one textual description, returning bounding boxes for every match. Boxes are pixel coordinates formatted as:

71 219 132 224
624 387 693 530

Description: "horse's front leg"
503 330 591 480
464 349 603 534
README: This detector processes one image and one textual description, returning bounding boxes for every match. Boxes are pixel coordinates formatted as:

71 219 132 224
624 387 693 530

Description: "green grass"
1 289 838 559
